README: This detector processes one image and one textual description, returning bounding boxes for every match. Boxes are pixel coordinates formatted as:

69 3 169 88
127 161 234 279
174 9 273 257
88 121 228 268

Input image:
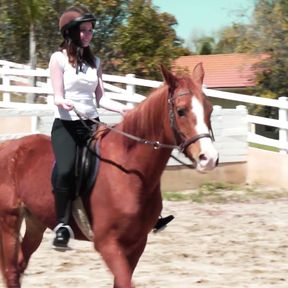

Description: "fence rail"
0 60 287 154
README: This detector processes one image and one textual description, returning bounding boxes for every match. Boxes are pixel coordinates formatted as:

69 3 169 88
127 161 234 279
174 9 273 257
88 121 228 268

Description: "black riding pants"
51 118 96 194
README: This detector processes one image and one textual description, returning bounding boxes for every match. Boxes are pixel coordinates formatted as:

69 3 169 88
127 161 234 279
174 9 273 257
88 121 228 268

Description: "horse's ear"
160 64 177 90
192 62 205 86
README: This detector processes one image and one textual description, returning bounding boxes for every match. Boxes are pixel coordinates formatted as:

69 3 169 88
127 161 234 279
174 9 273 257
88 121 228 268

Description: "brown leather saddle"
52 140 100 198
74 140 100 197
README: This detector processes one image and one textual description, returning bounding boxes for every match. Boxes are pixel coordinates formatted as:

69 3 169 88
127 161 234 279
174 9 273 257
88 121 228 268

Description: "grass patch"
162 191 191 201
163 182 288 204
249 142 279 152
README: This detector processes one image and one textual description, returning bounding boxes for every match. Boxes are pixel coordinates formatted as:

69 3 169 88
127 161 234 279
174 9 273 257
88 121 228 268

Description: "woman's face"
79 22 94 47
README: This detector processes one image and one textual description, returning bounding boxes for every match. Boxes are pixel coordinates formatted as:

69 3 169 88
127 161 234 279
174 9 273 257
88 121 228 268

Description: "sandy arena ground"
1 187 288 288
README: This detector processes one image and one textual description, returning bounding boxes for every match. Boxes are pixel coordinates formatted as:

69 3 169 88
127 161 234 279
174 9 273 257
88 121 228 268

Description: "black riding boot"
52 188 74 250
153 215 175 232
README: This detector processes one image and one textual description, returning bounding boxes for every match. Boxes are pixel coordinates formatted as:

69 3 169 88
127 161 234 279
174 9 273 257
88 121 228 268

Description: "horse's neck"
125 89 172 141
98 105 172 188
119 91 173 172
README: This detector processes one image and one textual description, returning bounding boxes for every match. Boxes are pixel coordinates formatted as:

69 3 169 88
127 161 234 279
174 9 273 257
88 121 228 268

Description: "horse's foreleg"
18 212 46 274
126 235 148 275
116 235 148 288
0 213 22 288
97 237 133 288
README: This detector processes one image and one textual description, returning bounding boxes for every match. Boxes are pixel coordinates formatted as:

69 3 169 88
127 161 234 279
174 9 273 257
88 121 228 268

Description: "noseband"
168 89 213 153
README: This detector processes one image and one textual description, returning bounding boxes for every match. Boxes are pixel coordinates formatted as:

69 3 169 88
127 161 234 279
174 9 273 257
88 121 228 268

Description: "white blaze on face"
191 97 218 172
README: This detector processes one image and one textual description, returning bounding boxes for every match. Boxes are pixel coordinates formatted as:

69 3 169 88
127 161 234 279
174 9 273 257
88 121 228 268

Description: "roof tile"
173 53 267 88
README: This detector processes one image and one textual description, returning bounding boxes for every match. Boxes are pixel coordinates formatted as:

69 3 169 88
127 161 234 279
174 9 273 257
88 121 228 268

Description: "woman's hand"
54 98 74 111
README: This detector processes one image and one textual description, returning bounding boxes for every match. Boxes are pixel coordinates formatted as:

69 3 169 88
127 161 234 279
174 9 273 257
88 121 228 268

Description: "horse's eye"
177 108 186 117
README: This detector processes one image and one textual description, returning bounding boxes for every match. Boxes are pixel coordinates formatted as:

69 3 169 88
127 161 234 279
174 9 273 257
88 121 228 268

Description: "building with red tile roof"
173 53 267 91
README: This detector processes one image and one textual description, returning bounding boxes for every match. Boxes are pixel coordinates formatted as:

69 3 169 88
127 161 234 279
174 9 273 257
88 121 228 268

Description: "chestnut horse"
0 64 218 288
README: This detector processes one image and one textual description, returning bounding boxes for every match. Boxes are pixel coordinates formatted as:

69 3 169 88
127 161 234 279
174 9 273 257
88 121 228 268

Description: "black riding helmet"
59 6 96 44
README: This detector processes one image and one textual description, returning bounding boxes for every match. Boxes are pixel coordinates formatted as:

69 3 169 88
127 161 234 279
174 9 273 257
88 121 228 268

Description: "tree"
0 0 53 101
0 0 189 81
212 0 288 118
0 0 66 65
247 0 288 100
214 24 253 54
109 0 190 80
194 36 215 55
188 24 253 55
71 0 130 73
0 0 29 63
210 0 288 102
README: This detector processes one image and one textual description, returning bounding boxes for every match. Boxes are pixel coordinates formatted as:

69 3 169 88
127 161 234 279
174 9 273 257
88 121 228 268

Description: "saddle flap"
75 140 100 197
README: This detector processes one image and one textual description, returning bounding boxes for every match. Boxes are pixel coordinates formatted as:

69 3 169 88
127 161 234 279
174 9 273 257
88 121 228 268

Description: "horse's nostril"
199 154 207 161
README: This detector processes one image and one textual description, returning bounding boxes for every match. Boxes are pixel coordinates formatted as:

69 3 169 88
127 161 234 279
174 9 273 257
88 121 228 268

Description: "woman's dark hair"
58 37 96 72
58 5 96 72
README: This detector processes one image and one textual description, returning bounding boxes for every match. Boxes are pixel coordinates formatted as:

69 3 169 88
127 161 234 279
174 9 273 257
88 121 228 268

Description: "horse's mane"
97 73 205 149
121 85 169 144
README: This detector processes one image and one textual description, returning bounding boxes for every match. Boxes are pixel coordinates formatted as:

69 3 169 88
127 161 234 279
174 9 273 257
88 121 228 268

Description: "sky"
152 0 255 45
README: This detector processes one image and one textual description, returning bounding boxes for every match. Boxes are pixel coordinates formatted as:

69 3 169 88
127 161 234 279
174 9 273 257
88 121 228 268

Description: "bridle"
167 88 214 154
74 87 214 154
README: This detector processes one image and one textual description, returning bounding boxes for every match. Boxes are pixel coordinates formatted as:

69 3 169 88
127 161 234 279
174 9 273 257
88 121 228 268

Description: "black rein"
73 87 213 154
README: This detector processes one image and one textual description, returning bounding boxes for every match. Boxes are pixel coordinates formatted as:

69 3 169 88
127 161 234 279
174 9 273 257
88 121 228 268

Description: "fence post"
126 74 136 109
31 116 38 134
237 105 249 148
279 96 288 154
26 71 36 103
3 64 11 103
211 105 222 142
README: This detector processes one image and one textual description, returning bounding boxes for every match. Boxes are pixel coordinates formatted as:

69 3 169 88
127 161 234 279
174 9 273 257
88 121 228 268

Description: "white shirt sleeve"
49 52 65 104
49 51 66 70
95 56 129 114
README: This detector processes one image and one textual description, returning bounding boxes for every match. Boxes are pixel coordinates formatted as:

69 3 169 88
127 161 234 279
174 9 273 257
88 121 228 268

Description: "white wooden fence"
0 60 287 165
204 88 288 153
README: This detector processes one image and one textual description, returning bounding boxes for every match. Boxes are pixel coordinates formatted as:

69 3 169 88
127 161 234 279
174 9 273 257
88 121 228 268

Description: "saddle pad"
72 197 93 241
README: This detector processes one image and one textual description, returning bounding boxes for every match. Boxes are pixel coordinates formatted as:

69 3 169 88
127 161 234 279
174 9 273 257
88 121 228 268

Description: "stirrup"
52 223 75 251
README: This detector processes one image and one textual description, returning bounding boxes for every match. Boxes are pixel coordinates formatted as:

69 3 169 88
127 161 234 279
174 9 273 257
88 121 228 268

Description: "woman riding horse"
0 62 218 288
49 5 173 250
